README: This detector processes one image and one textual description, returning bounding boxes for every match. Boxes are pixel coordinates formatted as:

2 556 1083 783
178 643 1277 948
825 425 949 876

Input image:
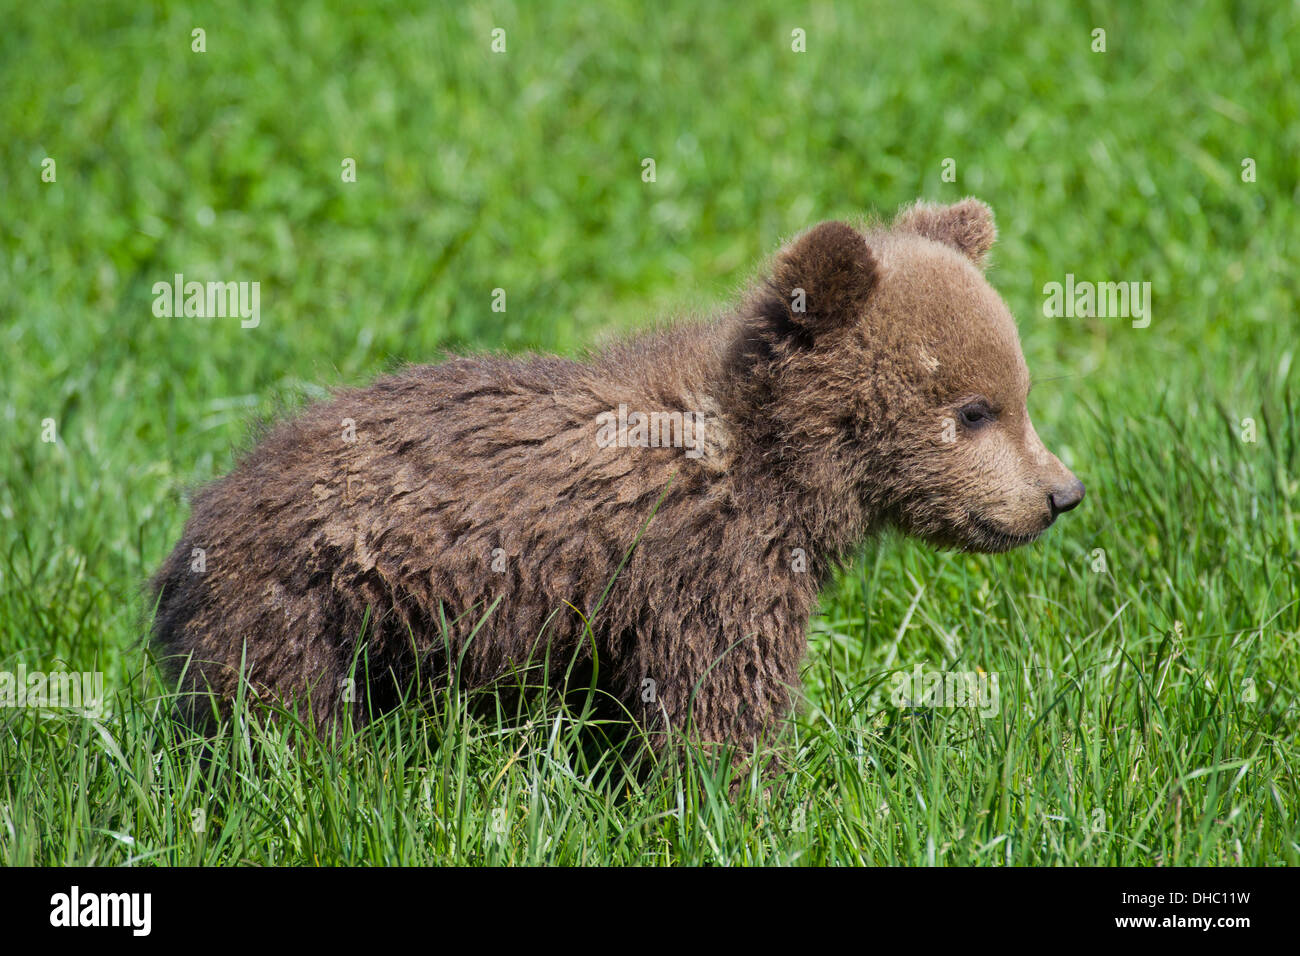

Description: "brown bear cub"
151 199 1084 758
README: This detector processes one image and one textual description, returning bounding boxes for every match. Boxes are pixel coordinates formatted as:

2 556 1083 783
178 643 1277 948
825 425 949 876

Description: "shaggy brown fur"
151 199 1084 756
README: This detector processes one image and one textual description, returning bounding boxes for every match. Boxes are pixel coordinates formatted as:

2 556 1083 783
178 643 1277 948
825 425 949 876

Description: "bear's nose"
1049 478 1086 518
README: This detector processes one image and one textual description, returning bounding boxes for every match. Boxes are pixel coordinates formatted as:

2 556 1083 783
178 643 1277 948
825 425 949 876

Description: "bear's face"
750 199 1084 554
867 232 1084 552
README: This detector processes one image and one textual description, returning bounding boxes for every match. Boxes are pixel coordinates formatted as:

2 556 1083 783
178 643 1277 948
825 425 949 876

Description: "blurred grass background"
0 0 1297 864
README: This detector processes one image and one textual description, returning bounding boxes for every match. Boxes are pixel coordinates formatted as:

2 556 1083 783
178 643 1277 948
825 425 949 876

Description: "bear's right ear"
757 221 877 342
892 198 996 267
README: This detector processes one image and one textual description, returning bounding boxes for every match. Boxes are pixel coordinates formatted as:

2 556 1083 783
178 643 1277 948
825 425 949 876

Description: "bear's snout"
1048 476 1086 519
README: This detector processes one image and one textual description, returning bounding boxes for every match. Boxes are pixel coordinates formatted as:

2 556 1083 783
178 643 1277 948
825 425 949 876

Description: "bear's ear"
758 221 877 342
893 198 996 267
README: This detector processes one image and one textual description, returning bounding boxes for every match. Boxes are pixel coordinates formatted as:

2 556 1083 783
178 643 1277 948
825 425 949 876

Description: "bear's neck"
710 330 885 582
725 414 882 581
609 315 886 583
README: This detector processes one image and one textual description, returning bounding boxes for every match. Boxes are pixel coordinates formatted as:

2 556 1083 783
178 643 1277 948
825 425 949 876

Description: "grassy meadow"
0 0 1297 865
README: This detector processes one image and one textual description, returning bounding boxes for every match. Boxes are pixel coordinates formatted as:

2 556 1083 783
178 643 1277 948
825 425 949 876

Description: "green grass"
1 0 1297 865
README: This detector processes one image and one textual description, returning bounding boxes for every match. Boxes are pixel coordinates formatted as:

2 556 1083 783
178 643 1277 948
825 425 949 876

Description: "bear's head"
734 198 1083 553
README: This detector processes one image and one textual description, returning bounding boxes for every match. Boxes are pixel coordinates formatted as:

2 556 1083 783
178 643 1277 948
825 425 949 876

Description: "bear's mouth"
964 511 1045 551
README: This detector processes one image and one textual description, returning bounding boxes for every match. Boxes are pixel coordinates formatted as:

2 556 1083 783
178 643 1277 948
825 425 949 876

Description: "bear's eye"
957 401 996 430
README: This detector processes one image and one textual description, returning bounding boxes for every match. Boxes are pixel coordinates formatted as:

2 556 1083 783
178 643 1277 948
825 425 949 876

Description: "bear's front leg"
625 620 806 776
